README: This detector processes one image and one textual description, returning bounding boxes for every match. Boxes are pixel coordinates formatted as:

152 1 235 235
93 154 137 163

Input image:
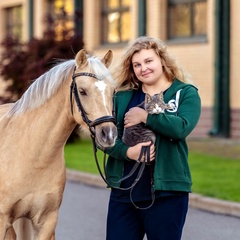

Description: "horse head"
71 49 117 149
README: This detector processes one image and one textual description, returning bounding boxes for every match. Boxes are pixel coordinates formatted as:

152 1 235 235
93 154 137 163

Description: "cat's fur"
122 92 172 146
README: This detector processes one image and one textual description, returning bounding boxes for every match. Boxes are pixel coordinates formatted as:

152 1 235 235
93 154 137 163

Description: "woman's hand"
124 107 148 128
126 141 155 162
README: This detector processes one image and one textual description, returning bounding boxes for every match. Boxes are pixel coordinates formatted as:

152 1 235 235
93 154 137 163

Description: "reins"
70 67 155 210
92 138 155 210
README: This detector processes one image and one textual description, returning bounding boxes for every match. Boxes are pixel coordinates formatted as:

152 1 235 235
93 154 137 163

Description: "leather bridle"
70 66 118 192
70 67 116 137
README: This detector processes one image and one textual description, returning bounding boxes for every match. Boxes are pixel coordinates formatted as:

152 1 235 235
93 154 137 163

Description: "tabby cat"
122 92 172 146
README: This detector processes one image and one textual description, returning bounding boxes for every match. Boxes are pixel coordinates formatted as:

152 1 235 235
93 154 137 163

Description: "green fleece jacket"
105 79 201 192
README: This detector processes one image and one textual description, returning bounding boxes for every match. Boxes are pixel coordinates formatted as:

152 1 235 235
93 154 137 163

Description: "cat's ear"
145 93 152 103
158 91 164 99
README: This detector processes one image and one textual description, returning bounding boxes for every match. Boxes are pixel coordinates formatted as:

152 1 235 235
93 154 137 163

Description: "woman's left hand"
124 107 148 128
126 141 155 162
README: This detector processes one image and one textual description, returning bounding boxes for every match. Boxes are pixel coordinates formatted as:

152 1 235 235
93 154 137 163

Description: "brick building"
0 0 239 139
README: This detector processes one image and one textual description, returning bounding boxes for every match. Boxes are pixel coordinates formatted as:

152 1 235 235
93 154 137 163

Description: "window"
167 0 207 40
102 0 130 44
5 5 23 40
47 0 74 40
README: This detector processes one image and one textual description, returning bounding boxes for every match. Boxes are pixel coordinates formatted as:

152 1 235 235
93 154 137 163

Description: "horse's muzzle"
95 123 117 149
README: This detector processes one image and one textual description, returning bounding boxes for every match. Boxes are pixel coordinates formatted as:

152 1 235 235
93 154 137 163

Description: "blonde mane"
5 55 114 118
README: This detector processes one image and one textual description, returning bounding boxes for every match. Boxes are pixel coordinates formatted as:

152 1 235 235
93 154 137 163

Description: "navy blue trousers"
106 193 188 240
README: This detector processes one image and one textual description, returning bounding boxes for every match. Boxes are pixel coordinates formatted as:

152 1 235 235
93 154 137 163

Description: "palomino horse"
0 49 117 239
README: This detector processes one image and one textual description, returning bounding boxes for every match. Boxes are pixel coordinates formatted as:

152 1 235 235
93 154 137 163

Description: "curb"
66 169 240 218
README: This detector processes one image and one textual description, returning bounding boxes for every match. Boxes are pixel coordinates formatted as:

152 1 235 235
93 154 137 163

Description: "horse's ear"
75 49 87 67
101 50 113 68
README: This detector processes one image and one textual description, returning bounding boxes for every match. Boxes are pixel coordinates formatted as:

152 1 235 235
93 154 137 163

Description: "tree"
0 10 84 103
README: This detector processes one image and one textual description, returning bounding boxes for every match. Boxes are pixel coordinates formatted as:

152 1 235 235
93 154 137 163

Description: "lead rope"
129 146 155 210
90 136 141 189
92 136 155 210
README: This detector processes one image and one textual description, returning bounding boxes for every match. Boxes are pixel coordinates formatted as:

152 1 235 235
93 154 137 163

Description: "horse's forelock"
87 56 115 83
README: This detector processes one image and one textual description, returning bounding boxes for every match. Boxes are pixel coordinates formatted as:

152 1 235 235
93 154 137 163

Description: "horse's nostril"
101 126 109 141
101 128 105 137
101 125 117 144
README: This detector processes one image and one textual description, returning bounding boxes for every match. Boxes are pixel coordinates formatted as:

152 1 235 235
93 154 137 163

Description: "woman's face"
131 48 166 86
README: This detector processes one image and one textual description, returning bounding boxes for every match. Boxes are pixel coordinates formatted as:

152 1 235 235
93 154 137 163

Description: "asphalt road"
56 180 240 240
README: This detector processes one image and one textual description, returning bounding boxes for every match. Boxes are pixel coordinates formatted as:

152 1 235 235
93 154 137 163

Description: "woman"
105 36 201 240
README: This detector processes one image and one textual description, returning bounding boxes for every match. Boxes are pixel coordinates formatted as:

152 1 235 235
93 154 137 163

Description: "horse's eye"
79 89 87 96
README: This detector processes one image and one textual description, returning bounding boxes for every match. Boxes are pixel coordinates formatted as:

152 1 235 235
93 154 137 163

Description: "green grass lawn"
65 139 103 174
189 152 240 202
65 138 240 202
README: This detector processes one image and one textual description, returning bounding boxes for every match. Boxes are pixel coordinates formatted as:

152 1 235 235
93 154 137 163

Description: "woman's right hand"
126 141 155 162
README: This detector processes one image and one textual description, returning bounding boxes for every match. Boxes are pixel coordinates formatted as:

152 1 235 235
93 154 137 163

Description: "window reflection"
102 0 130 44
168 0 207 39
47 0 74 40
5 5 23 40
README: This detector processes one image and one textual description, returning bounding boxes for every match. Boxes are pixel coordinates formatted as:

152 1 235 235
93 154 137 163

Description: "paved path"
56 180 240 240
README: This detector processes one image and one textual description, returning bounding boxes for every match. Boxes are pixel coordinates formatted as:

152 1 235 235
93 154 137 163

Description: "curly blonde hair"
112 36 193 91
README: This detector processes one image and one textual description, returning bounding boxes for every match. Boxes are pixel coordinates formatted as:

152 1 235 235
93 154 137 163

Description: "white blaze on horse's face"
73 49 117 148
95 80 108 112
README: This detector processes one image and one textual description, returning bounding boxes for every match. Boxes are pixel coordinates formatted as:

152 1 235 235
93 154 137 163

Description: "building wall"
164 0 215 138
0 0 239 139
92 0 215 138
230 0 240 139
230 0 240 109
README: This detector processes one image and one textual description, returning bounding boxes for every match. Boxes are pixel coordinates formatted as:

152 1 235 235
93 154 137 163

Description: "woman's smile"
142 70 152 77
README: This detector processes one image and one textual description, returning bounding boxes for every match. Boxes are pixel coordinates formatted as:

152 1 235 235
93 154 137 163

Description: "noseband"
70 67 116 136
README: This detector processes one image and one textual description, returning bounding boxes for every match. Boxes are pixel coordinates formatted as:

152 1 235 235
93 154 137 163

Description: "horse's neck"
2 86 77 161
27 93 76 146
0 103 12 116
